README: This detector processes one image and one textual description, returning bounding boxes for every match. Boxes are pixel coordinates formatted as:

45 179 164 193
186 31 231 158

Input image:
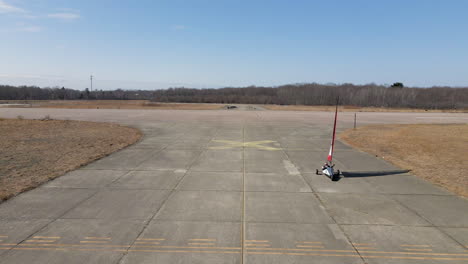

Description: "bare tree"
1 83 467 110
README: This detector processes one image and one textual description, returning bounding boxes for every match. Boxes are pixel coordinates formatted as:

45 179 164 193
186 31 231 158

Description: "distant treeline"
0 85 152 101
1 83 468 109
154 84 468 109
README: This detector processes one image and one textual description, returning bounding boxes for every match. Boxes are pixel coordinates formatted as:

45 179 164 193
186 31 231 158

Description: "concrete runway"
0 108 467 264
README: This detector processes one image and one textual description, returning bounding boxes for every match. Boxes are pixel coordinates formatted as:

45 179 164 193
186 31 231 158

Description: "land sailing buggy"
316 99 341 181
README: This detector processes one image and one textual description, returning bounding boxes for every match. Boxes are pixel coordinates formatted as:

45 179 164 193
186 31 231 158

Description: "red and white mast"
327 98 339 163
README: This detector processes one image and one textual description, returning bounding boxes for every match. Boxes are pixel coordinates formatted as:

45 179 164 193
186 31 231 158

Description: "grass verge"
264 105 468 112
340 124 468 197
0 118 142 202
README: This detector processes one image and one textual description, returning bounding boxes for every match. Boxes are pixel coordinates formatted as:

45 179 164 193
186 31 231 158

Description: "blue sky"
1 0 467 90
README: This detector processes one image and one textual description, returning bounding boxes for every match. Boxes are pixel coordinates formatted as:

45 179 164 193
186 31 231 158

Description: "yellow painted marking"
246 247 468 257
84 237 111 240
188 243 215 246
12 246 468 260
355 247 376 250
17 243 129 248
33 236 60 239
188 238 216 241
25 240 56 243
246 240 269 243
403 248 433 252
296 241 323 244
210 140 280 151
248 251 360 256
357 250 468 256
137 245 240 250
362 255 468 261
10 246 240 254
129 248 240 254
296 245 325 248
247 247 358 253
0 243 17 246
135 241 160 244
5 243 468 260
248 251 468 261
11 241 468 257
79 241 108 244
246 244 271 247
14 243 241 250
13 247 123 252
353 243 372 246
137 238 165 241
401 244 431 247
0 236 8 238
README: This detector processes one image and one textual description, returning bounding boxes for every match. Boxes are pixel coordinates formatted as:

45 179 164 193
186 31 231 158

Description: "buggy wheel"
332 173 340 181
316 169 319 175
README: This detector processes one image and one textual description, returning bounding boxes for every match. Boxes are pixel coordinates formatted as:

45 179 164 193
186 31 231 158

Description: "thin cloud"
18 26 42 32
56 8 79 12
0 25 42 33
0 74 64 79
172 25 186 30
0 0 26 13
22 14 39 19
47 12 80 20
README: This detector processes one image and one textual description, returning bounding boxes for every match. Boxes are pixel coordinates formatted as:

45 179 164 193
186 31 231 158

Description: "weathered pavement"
0 108 467 264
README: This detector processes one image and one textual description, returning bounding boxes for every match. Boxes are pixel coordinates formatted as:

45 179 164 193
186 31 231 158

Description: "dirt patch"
1 100 224 110
340 124 468 197
264 105 468 112
143 102 223 110
0 119 142 202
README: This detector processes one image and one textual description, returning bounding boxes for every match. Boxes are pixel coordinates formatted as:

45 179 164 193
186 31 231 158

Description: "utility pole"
90 75 93 91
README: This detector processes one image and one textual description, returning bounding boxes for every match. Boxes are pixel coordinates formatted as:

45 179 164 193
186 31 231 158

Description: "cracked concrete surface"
0 108 467 264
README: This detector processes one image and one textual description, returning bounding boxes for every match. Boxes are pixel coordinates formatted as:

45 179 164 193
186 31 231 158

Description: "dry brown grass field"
0 100 224 110
0 118 141 202
264 104 468 112
340 124 468 197
2 100 467 112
